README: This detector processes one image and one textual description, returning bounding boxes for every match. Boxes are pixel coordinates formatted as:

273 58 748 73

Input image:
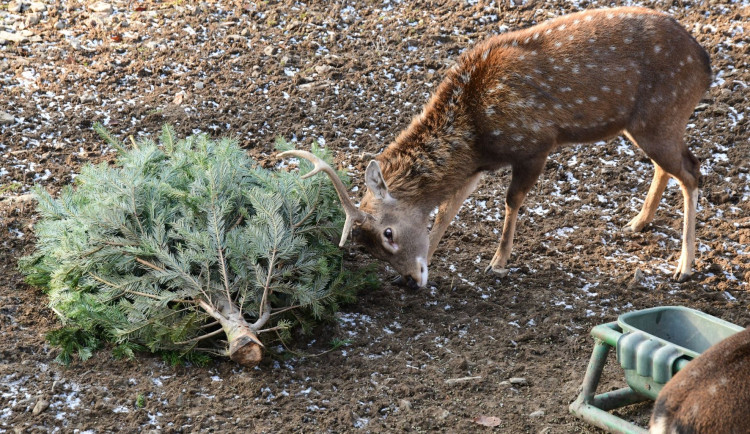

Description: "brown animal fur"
649 327 750 434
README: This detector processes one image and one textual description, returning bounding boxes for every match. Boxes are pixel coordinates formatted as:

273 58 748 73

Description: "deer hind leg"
486 156 547 277
428 172 482 263
624 130 700 282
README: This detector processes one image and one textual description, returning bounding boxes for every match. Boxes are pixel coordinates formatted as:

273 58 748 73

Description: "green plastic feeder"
569 306 744 434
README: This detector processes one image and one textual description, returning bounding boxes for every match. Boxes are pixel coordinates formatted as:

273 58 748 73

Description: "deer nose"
404 276 420 290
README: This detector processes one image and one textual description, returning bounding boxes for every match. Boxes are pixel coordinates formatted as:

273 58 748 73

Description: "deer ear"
365 160 391 201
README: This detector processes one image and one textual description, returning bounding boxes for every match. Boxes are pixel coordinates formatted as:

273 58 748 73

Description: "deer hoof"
485 264 509 278
673 270 692 283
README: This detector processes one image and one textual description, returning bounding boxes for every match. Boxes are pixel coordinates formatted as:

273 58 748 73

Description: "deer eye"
384 228 393 241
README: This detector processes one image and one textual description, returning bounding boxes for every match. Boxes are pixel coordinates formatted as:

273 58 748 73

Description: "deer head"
278 150 429 288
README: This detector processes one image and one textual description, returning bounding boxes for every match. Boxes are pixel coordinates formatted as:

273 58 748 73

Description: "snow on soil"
1 0 748 432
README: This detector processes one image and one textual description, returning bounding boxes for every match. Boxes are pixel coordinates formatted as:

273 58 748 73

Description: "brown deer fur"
649 327 750 434
284 7 712 287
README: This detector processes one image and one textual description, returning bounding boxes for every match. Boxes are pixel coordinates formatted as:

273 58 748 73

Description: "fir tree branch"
257 324 290 334
173 327 224 345
228 215 244 232
207 177 233 304
136 257 165 272
130 185 146 236
269 304 302 317
258 249 277 320
292 180 322 229
89 273 196 304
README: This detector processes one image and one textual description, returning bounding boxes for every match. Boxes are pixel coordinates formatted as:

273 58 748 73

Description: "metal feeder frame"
569 306 744 434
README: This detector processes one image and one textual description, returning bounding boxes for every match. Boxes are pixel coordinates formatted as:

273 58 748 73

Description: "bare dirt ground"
1 0 749 432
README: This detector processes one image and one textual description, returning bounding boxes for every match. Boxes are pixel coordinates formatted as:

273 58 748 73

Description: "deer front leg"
486 157 547 277
624 163 670 233
428 173 482 263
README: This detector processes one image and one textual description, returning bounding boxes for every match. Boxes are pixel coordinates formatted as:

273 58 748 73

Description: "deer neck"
376 112 478 210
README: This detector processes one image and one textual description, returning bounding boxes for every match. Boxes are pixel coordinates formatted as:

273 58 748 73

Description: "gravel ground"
1 0 748 432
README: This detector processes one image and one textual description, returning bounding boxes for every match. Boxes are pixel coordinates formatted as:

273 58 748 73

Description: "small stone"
315 65 332 75
54 20 65 30
29 2 46 12
194 81 204 90
628 268 645 289
529 410 545 418
173 91 187 105
509 377 527 386
240 27 249 37
0 30 28 44
398 399 411 411
263 45 277 56
51 379 65 394
8 1 24 13
32 398 49 415
80 92 97 104
25 13 41 27
88 1 113 14
0 111 15 125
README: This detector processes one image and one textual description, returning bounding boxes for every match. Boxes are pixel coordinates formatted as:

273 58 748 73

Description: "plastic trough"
569 306 744 434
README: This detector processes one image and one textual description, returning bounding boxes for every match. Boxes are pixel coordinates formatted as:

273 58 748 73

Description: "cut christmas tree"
20 125 376 367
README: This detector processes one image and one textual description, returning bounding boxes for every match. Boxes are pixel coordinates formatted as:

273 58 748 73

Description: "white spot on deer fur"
482 48 491 61
624 37 633 44
585 64 596 69
507 121 517 128
571 66 580 74
512 134 524 142
601 86 610 92
554 103 563 110
485 106 495 116
614 88 622 95
560 87 571 93
492 129 502 136
679 60 685 67
585 15 593 22
533 33 540 40
589 96 598 102
575 98 583 104
606 13 614 19
545 29 552 35
530 50 537 56
558 24 567 31
524 37 530 44
519 54 526 60
573 19 580 25
554 41 562 48
568 35 575 41
654 45 662 53
588 38 596 44
687 55 693 63
609 46 617 51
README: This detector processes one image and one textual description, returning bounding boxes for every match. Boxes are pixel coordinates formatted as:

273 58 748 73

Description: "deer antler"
278 150 367 247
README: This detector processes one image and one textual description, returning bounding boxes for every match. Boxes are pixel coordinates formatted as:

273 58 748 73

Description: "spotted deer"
649 326 750 434
280 7 711 288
